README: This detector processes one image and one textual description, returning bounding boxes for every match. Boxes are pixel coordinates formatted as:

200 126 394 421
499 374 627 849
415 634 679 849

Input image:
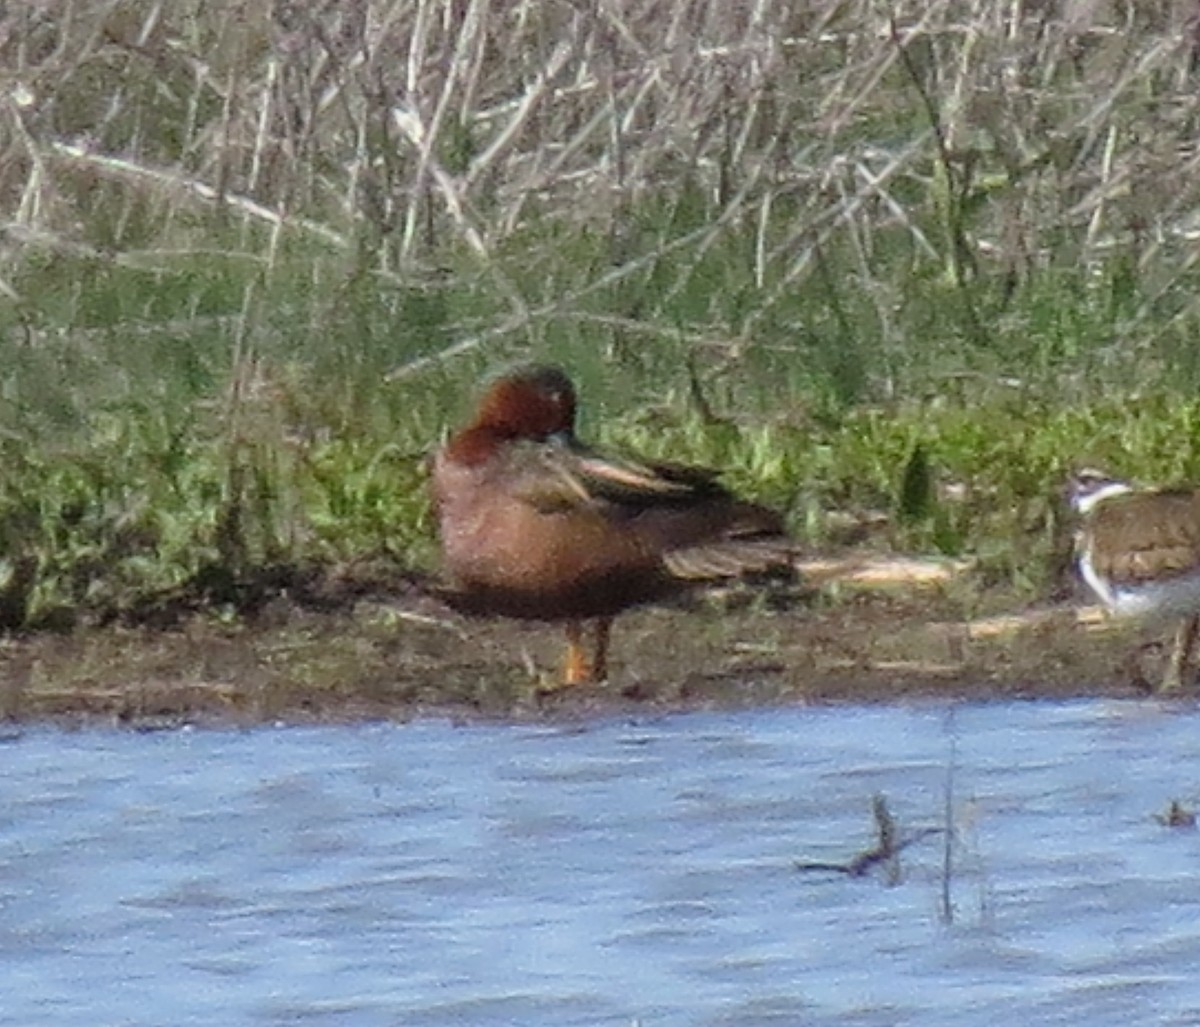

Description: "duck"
429 364 794 686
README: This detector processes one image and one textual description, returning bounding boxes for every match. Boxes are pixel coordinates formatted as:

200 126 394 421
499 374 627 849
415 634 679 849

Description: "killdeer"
1067 468 1200 692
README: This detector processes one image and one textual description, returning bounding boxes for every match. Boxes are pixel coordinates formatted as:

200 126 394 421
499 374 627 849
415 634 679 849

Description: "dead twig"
796 794 942 883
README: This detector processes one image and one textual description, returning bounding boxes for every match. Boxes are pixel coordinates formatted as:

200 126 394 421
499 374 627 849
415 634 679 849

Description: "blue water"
3 701 1200 1025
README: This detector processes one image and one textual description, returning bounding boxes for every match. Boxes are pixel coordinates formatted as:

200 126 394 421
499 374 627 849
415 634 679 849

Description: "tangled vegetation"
1 0 1200 628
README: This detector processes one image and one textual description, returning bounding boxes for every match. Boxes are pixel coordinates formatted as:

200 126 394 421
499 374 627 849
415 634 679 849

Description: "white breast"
1080 548 1200 621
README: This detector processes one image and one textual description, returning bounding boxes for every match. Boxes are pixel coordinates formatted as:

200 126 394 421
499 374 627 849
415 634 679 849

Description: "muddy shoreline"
0 558 1169 729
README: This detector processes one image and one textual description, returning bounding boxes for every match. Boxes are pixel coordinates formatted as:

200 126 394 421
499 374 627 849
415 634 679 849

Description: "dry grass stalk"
1 1 1199 370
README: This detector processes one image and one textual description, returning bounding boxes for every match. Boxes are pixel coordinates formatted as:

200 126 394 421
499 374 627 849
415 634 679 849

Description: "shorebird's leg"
592 618 613 682
1162 615 1200 693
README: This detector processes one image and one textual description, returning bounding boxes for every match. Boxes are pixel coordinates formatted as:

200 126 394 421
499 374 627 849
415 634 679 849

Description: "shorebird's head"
1066 468 1133 516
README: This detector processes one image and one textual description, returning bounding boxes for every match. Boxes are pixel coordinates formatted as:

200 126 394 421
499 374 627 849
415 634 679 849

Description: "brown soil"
0 557 1173 729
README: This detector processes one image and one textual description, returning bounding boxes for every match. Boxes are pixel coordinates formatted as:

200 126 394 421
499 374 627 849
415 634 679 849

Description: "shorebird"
1067 468 1200 692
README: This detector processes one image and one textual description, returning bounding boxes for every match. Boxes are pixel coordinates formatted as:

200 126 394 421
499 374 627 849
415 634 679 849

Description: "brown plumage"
1068 469 1200 692
1083 489 1200 587
430 365 794 685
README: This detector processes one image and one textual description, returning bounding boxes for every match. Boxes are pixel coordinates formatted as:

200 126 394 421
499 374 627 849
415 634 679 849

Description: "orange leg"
563 620 590 685
592 617 613 682
559 618 614 686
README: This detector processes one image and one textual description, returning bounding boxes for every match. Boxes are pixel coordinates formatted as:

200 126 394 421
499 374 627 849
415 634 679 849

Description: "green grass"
6 199 1200 626
6 0 1200 628
5 229 1200 629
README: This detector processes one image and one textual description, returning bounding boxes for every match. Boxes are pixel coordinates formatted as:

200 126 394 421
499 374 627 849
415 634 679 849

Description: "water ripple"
3 702 1200 1024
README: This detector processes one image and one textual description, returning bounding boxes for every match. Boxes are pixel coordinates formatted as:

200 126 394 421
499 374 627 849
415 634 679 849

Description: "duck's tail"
664 536 797 581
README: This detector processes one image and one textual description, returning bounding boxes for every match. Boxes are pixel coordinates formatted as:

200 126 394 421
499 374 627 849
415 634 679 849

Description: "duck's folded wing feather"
503 437 726 513
664 538 796 579
499 438 796 578
497 441 595 513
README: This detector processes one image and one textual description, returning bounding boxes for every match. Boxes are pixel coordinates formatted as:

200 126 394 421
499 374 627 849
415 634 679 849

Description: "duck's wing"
502 436 726 514
569 449 728 506
502 436 796 578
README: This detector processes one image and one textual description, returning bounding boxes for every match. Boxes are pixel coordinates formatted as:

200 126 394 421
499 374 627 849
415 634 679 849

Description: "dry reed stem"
1 0 1199 371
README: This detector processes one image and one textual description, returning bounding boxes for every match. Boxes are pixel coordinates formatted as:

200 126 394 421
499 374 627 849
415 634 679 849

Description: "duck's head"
469 364 578 440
